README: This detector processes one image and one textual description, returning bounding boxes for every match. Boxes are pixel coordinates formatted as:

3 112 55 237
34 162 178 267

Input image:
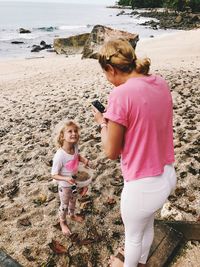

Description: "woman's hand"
92 107 105 125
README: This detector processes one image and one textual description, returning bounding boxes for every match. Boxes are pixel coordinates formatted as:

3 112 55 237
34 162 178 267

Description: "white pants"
121 164 176 267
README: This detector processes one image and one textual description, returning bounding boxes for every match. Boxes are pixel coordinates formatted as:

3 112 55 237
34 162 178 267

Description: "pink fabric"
65 154 79 173
104 75 175 181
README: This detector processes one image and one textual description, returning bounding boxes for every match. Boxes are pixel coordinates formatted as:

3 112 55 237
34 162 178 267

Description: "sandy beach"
0 29 199 267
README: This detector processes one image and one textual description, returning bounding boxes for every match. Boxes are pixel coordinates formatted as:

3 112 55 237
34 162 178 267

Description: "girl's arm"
52 174 76 184
79 155 89 166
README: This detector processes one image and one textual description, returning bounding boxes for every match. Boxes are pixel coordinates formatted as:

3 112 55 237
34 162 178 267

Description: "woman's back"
104 74 175 181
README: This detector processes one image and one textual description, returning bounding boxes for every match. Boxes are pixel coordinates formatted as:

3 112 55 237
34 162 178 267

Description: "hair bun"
135 58 151 75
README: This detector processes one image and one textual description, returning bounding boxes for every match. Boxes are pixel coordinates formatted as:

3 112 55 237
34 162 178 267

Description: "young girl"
51 120 89 236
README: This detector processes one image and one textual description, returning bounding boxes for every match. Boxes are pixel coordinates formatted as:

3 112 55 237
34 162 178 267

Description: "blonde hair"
54 120 80 148
99 38 150 75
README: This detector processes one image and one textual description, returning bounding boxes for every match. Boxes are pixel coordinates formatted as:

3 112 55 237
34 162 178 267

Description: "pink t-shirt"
104 75 175 181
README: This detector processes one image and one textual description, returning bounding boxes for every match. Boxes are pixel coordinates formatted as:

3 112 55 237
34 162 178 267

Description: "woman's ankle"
138 263 146 267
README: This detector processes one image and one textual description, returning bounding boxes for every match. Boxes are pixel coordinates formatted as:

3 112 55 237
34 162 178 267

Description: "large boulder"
53 33 90 55
82 25 139 59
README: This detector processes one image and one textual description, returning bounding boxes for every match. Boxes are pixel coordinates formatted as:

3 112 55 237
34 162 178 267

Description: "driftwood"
147 220 200 266
147 221 184 267
0 250 23 267
156 219 200 241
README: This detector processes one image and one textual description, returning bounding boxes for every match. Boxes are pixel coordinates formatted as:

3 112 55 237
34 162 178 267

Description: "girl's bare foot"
60 220 71 236
70 214 84 223
109 248 124 267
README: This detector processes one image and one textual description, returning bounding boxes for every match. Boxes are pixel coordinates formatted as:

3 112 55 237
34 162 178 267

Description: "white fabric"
51 146 78 187
121 164 177 267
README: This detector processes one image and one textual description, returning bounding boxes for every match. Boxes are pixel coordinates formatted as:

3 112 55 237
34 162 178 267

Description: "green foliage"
189 0 200 12
117 0 200 11
164 0 200 11
117 0 132 6
131 0 164 8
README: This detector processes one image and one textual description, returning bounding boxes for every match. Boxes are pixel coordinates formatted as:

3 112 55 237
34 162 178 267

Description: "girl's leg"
58 187 71 235
68 193 84 222
68 193 76 215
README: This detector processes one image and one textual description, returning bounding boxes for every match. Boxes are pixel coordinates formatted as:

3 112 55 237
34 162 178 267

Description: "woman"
92 39 177 267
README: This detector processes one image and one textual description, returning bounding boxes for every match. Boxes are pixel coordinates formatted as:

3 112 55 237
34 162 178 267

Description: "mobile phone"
92 100 106 113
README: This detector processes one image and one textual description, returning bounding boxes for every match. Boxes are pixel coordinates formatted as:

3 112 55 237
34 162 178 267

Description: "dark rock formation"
82 25 139 59
138 10 200 30
53 33 90 55
31 41 52 52
11 41 25 44
19 28 31 34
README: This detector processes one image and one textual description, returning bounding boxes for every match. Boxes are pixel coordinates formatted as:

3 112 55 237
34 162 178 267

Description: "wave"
58 25 90 30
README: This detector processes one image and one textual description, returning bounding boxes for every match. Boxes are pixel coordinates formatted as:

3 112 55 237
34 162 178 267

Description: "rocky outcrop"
11 41 25 44
82 25 139 59
53 33 90 55
31 41 52 52
19 28 31 34
138 10 200 30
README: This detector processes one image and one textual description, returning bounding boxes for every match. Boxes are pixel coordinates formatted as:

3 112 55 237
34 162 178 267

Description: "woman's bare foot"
109 248 124 267
60 220 71 236
138 264 146 267
70 214 84 223
109 256 124 267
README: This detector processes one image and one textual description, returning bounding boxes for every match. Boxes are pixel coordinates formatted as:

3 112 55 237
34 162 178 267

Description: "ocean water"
0 1 176 58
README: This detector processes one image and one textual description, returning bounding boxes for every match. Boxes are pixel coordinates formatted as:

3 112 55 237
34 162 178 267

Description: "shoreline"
0 29 199 267
0 26 179 61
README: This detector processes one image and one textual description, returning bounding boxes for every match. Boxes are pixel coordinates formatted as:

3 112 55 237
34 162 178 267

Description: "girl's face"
63 125 79 144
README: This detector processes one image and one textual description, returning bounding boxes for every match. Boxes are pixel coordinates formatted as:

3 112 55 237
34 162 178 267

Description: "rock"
11 41 25 44
53 33 90 55
189 13 200 22
116 10 125 16
40 40 52 49
175 187 187 196
19 28 31 34
31 45 42 52
31 42 52 52
175 15 183 23
82 25 139 59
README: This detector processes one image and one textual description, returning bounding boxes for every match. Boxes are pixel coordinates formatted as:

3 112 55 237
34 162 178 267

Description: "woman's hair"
54 120 79 148
98 38 151 75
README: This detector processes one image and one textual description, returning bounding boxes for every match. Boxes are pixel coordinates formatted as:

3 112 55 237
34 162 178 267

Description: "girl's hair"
54 120 80 148
98 38 150 75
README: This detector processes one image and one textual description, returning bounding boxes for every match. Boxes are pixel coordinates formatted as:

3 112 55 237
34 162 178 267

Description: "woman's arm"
101 120 125 160
93 108 125 160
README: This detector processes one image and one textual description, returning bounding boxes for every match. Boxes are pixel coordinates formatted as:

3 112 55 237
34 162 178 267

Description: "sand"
0 29 199 267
